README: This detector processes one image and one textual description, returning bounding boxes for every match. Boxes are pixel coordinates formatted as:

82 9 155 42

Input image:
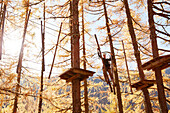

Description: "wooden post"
48 23 62 79
38 21 45 113
38 3 46 113
71 0 81 112
122 40 133 93
102 0 123 112
123 0 153 112
13 8 31 113
43 2 45 71
147 0 168 112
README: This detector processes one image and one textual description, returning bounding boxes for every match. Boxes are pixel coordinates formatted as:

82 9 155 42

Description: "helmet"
103 53 106 58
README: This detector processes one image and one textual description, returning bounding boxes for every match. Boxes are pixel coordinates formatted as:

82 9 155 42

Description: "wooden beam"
48 23 62 79
72 68 94 76
82 76 89 81
136 84 148 90
132 80 155 90
142 55 170 70
143 80 156 84
59 68 95 80
66 74 80 83
67 72 75 77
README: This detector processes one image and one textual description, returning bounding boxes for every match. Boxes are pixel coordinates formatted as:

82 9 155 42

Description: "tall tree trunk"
38 4 46 113
147 0 168 112
13 8 30 113
0 0 3 60
71 0 81 112
70 1 73 67
0 0 3 26
38 21 45 113
0 0 7 60
102 0 123 112
82 1 89 113
123 0 153 113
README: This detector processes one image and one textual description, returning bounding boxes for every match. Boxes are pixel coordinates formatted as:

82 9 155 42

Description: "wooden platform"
142 54 170 71
131 80 156 90
59 68 95 83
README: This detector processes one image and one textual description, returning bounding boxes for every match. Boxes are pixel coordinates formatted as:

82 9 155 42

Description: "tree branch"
153 1 170 5
156 29 170 37
158 48 170 52
154 11 170 19
157 36 170 42
153 5 170 14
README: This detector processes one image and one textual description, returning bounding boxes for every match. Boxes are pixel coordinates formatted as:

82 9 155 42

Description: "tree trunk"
48 23 62 79
0 0 7 60
0 0 3 26
13 8 30 113
147 0 168 112
71 0 81 112
123 0 153 112
70 1 73 67
38 20 45 113
38 4 46 112
102 0 123 112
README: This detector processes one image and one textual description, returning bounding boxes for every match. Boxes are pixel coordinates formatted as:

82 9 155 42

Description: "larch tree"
123 0 153 112
147 0 169 112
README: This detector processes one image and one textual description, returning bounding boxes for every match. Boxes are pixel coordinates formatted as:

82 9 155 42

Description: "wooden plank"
59 68 95 82
67 72 75 76
150 59 170 70
131 80 155 90
60 74 72 80
137 84 154 90
72 68 94 76
59 68 75 79
136 84 148 90
143 80 156 84
131 82 142 88
66 74 80 83
142 55 170 70
160 63 170 70
143 57 169 70
59 68 94 78
59 69 75 79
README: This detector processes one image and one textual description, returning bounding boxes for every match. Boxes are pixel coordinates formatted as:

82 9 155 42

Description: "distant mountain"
88 76 170 112
165 67 170 74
